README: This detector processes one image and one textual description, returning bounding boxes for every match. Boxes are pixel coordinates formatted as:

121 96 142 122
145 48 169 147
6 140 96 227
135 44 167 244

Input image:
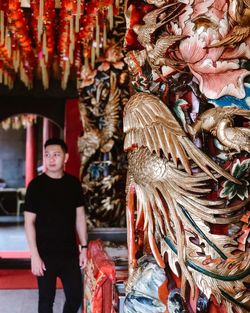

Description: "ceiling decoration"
1 113 37 130
0 0 119 90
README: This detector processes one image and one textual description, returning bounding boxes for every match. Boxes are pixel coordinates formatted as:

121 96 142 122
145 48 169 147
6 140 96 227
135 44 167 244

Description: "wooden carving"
124 0 250 312
78 3 129 227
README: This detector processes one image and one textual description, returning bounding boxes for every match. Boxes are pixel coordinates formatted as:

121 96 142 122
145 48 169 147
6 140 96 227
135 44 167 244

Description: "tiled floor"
0 289 65 313
0 218 71 313
0 224 28 251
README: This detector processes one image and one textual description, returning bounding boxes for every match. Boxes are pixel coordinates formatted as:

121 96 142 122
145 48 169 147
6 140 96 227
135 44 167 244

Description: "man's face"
44 144 68 174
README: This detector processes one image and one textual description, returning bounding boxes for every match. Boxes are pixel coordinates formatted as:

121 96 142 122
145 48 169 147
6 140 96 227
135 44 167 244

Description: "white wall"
0 127 26 188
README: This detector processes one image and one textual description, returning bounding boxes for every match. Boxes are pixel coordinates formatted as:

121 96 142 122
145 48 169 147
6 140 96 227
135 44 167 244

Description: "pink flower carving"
80 67 97 88
98 41 124 72
172 0 250 99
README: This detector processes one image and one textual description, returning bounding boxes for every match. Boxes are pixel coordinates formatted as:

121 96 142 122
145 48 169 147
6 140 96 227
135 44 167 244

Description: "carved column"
42 117 60 171
78 1 128 227
25 124 37 187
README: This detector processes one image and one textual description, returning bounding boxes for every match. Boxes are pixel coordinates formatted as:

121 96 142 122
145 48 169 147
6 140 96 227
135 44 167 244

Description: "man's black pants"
37 256 83 313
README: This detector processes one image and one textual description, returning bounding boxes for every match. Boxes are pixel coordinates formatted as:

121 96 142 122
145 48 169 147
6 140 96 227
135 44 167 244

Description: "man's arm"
76 206 88 269
24 211 46 276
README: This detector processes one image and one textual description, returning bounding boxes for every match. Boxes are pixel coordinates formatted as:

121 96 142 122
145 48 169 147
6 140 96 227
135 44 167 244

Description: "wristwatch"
81 244 88 250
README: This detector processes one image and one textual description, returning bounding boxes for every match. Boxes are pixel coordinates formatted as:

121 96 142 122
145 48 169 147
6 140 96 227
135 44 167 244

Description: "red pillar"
42 118 60 171
25 124 37 187
43 118 58 144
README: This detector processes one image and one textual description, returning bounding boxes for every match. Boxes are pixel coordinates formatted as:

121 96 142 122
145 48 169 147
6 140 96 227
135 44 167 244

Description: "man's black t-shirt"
24 173 84 259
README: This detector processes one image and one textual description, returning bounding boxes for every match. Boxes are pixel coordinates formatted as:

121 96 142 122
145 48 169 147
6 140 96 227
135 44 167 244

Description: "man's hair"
44 138 68 153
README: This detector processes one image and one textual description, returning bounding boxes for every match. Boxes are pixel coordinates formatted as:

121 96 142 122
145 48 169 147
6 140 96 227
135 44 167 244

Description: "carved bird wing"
79 102 94 129
125 93 250 310
147 34 186 66
134 2 186 48
218 107 250 152
192 106 250 132
209 0 250 47
124 92 240 183
142 2 182 25
242 0 250 7
236 0 250 15
209 25 250 47
100 72 120 152
225 106 250 118
190 106 250 153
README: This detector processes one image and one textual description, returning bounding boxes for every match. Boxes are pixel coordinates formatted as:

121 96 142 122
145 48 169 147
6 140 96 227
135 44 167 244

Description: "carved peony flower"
98 42 124 71
172 0 250 99
80 66 97 88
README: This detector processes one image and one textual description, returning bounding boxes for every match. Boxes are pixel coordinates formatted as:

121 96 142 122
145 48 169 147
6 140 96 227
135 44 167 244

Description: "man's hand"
76 206 88 269
79 249 87 269
31 254 46 276
24 212 45 276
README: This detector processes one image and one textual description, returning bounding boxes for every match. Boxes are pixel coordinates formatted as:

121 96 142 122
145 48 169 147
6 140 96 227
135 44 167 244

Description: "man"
24 138 87 313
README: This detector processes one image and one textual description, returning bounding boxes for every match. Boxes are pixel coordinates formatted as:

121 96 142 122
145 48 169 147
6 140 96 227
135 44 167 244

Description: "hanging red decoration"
58 0 85 89
30 0 56 89
0 0 120 90
7 0 35 88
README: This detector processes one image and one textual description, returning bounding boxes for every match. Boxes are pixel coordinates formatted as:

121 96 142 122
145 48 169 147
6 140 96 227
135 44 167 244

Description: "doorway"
0 115 62 262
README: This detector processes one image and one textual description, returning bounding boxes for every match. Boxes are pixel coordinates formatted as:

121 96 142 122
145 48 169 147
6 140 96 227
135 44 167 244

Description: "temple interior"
0 1 250 313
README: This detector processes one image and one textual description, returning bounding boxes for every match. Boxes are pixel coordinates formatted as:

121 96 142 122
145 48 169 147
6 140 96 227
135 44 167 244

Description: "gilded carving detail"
78 5 129 227
124 0 250 312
